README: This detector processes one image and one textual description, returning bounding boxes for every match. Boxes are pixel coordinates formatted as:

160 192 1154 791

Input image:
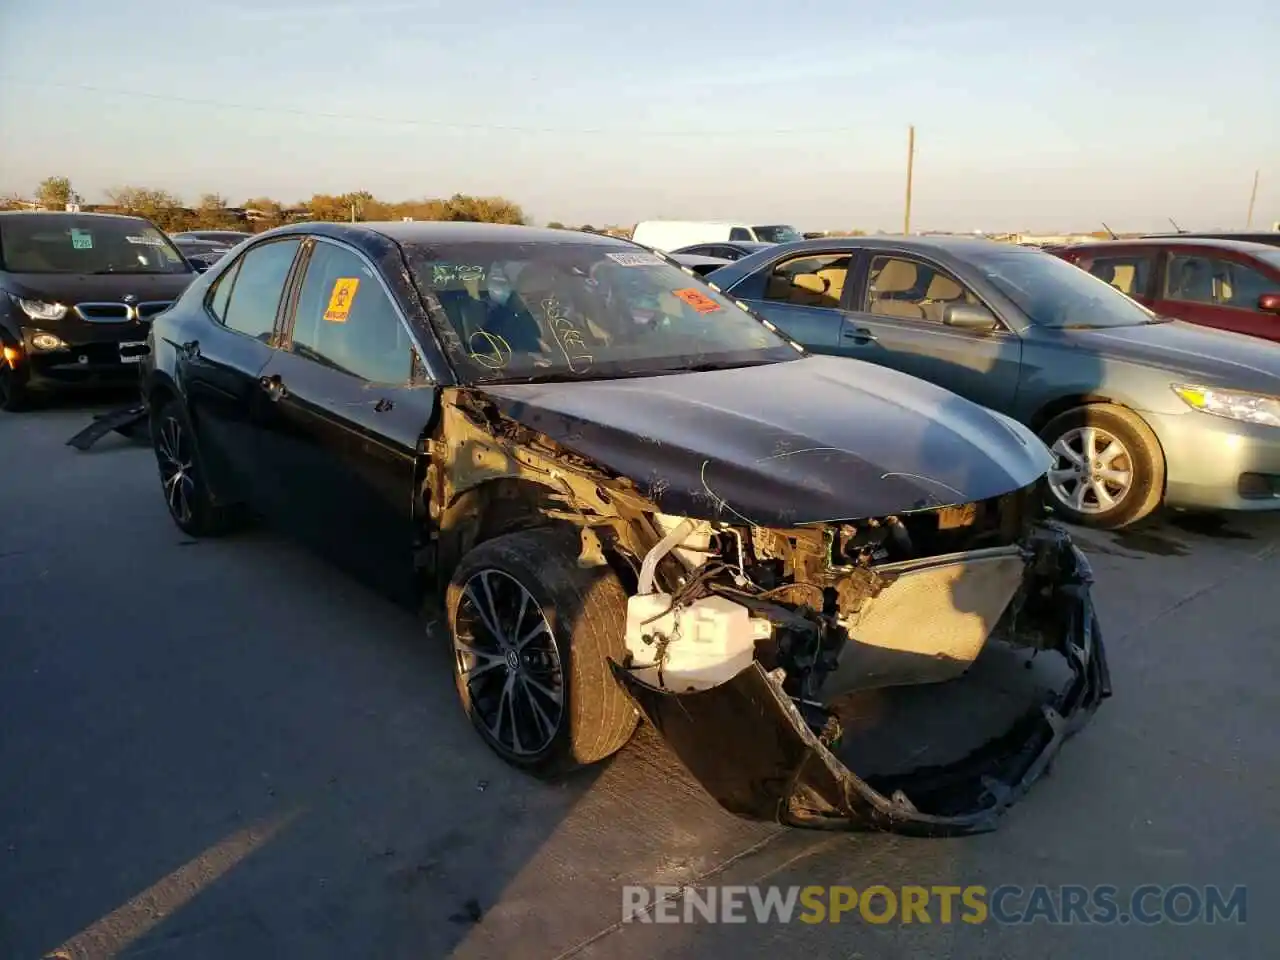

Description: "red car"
1052 238 1280 343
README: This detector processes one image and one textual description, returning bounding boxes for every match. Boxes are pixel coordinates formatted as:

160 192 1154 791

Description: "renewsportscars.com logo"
622 884 1248 926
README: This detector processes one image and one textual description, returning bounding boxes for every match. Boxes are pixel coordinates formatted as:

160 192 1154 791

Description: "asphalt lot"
2 400 1277 960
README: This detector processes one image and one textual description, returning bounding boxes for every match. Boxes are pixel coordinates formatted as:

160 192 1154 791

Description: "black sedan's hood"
3 271 195 305
478 355 1053 525
1071 321 1280 393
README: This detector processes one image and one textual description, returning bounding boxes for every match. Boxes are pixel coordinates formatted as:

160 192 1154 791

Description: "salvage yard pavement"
2 404 1277 960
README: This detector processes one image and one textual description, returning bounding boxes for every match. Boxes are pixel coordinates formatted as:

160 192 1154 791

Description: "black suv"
0 211 196 410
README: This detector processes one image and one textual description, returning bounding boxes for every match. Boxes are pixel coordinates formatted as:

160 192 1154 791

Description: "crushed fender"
612 539 1110 837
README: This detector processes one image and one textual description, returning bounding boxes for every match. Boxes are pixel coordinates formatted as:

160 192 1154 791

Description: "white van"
630 220 803 252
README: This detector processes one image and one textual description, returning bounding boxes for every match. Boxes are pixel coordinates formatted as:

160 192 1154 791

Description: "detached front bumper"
612 537 1110 837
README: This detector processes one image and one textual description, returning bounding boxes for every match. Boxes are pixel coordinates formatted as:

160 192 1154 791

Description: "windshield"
976 249 1158 328
404 241 800 383
0 215 191 274
752 225 803 243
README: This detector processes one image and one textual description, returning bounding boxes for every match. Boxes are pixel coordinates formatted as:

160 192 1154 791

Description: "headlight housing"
1173 384 1280 428
16 298 68 321
29 332 69 352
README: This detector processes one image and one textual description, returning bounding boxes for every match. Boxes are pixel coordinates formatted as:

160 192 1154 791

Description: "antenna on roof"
1168 217 1185 234
1101 221 1118 240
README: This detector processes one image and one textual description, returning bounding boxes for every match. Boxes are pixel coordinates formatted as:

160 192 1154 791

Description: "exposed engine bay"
428 390 1112 835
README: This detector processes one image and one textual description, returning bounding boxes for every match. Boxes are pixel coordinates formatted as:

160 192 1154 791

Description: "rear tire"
151 399 247 537
1039 403 1164 529
446 528 639 776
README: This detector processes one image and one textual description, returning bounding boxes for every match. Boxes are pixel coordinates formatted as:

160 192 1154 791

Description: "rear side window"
289 242 414 384
1083 255 1152 297
729 227 752 242
221 239 301 342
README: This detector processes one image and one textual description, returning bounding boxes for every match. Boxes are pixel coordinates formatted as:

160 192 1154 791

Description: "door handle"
373 398 394 413
180 340 201 359
258 374 288 401
842 327 878 343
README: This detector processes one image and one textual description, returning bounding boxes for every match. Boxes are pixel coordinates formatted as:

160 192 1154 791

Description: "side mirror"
1258 292 1280 314
943 302 999 331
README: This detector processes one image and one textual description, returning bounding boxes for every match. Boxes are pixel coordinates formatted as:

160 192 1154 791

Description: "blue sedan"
707 237 1280 529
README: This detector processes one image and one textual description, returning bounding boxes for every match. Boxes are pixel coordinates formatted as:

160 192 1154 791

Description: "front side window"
1084 255 1152 298
400 241 797 384
290 242 414 384
762 254 849 309
0 215 191 274
865 256 980 322
1164 254 1276 309
221 239 300 342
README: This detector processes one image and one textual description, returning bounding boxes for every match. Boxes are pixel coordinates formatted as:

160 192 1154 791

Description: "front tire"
1040 403 1164 529
151 399 246 537
0 361 31 412
446 528 639 776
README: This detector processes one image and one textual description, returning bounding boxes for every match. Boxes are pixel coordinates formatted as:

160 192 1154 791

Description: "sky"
1 0 1277 233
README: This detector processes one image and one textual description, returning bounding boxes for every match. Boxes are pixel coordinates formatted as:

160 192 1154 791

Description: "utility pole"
903 125 915 235
1246 169 1259 229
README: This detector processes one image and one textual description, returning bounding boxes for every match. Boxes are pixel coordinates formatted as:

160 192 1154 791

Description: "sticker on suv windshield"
70 229 93 250
672 288 723 314
126 235 165 246
605 252 664 267
324 278 360 322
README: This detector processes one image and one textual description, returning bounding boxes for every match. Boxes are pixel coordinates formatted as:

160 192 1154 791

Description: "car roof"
745 234 1042 255
1062 236 1280 255
277 220 639 251
0 210 153 224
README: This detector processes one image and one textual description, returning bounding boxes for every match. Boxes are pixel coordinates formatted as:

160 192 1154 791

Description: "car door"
732 250 855 351
254 237 436 603
836 253 1023 413
1151 249 1280 343
179 237 302 506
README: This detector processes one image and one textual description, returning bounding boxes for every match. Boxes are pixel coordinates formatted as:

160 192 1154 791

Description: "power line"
2 78 860 138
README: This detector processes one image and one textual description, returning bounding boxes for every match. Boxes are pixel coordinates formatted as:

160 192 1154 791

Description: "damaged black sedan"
141 222 1110 836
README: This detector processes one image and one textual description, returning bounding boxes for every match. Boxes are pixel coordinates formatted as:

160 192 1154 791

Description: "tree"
242 196 285 231
37 176 74 210
195 193 238 229
545 221 566 229
105 186 187 230
443 194 526 225
578 224 596 233
305 193 353 222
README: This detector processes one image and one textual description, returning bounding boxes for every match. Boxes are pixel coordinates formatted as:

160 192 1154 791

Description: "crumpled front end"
613 523 1111 837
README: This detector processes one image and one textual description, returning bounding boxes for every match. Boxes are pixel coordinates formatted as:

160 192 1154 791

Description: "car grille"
73 301 173 323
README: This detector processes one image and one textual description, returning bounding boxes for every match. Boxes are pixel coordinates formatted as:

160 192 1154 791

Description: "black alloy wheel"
453 568 566 760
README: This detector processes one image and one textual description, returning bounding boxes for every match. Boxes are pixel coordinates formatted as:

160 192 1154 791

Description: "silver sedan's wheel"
1039 403 1165 529
453 569 565 758
1047 425 1134 516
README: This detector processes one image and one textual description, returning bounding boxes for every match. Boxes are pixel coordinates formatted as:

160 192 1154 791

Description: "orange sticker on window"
673 288 722 314
323 277 360 322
